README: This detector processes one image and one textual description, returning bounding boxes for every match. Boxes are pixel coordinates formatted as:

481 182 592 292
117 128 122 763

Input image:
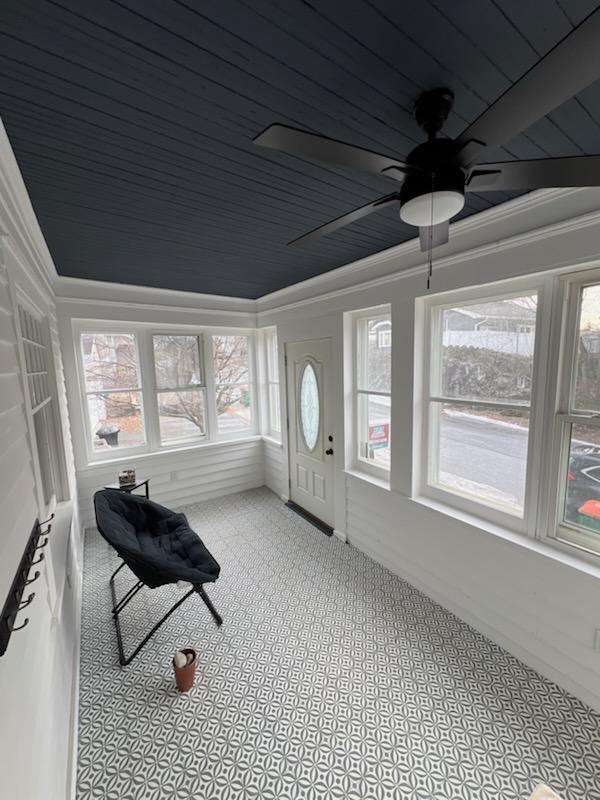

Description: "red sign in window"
368 422 389 450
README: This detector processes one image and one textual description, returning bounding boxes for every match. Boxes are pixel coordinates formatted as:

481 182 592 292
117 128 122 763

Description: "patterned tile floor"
77 488 600 800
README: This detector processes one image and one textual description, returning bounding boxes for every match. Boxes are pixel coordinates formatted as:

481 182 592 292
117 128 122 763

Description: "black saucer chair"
94 489 222 666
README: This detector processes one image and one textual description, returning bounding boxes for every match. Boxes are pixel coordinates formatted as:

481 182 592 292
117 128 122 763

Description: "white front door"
286 338 334 527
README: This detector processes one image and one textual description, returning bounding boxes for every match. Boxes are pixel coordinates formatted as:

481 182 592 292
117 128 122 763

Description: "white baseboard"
333 528 347 543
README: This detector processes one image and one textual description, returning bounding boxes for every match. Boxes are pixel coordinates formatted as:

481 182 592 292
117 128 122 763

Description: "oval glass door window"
300 362 320 451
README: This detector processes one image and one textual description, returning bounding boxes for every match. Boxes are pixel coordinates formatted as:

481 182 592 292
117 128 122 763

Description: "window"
355 308 391 476
212 335 254 435
424 292 538 519
377 329 391 348
76 327 258 461
19 306 59 509
555 279 600 555
153 335 205 445
265 330 281 437
80 332 146 452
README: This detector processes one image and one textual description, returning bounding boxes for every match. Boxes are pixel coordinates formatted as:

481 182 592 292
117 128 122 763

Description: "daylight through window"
355 310 391 476
427 293 538 517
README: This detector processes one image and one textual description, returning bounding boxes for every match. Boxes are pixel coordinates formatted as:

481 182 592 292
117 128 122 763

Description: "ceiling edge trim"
255 187 581 313
256 202 600 319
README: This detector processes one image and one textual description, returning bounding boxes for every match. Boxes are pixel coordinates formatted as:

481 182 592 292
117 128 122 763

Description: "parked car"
565 445 600 530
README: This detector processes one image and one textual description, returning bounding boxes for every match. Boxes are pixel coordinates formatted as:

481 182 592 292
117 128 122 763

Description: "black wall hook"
1 519 44 656
19 593 35 610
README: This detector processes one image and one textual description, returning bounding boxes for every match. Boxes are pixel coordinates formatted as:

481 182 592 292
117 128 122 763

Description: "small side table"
104 478 150 499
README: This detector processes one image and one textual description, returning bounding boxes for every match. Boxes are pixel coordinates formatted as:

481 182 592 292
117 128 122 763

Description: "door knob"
325 448 334 455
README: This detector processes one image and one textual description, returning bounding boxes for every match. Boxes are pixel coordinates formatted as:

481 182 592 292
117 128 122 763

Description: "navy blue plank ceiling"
1 0 599 298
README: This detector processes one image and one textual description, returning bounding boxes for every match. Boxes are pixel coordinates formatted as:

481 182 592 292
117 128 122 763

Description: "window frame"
13 293 68 519
211 332 258 441
152 333 207 448
351 305 392 482
418 278 550 535
545 269 600 558
264 329 281 439
73 322 259 464
77 328 148 460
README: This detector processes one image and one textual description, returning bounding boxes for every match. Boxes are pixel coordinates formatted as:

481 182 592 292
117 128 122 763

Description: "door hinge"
284 354 288 367
288 477 291 489
286 417 289 430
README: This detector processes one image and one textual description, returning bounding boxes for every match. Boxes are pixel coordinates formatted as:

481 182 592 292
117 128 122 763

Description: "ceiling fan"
253 7 600 254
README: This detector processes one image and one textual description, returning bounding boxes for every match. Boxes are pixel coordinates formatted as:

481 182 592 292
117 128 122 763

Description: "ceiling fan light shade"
399 189 465 226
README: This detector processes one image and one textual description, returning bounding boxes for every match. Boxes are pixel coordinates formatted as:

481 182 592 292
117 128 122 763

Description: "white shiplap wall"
77 438 264 530
264 438 284 498
0 119 80 800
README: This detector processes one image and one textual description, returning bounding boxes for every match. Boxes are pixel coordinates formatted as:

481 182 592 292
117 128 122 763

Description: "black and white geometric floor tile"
77 488 600 800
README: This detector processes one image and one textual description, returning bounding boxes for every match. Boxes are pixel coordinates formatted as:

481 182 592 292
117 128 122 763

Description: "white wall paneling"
77 438 264 530
264 438 284 498
0 120 80 800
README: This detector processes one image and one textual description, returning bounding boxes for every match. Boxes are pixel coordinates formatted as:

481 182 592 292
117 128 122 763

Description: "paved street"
370 399 529 507
440 412 528 507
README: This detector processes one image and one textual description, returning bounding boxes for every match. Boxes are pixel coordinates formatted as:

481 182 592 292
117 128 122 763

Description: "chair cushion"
94 490 220 588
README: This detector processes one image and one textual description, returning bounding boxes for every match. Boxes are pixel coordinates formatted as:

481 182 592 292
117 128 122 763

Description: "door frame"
284 337 335 529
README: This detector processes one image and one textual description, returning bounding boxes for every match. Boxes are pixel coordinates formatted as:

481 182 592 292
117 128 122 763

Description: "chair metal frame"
109 561 223 666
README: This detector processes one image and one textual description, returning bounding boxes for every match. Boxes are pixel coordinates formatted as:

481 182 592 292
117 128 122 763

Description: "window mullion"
139 330 158 451
204 334 218 441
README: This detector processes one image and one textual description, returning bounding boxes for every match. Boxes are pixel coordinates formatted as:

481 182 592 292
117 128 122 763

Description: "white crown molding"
256 201 600 318
255 187 585 314
55 274 256 319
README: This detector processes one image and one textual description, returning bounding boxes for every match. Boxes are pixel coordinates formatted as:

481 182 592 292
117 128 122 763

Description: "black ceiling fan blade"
467 155 600 192
454 8 600 167
288 193 399 245
419 221 449 253
254 124 410 179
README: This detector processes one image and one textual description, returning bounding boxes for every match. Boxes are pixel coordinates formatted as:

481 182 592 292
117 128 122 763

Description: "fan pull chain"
427 174 434 290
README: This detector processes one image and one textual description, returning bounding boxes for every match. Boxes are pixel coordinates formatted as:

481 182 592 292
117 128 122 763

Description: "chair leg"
112 580 144 616
195 585 223 627
109 568 223 665
111 583 197 667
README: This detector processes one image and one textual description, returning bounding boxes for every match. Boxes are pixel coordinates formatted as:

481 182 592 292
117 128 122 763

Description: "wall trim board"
67 520 84 800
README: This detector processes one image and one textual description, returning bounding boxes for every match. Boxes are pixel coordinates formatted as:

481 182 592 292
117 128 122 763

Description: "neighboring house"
444 300 537 332
369 318 392 349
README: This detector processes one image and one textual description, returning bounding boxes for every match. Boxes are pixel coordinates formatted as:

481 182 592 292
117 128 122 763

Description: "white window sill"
412 494 600 579
78 435 262 473
345 467 390 492
262 434 283 448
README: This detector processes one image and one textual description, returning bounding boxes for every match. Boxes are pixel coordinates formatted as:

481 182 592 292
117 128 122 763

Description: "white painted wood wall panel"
264 438 284 498
0 120 80 800
77 439 265 530
345 474 600 712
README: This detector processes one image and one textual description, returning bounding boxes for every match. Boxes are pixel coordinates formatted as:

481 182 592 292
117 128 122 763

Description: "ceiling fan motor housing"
400 138 465 226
